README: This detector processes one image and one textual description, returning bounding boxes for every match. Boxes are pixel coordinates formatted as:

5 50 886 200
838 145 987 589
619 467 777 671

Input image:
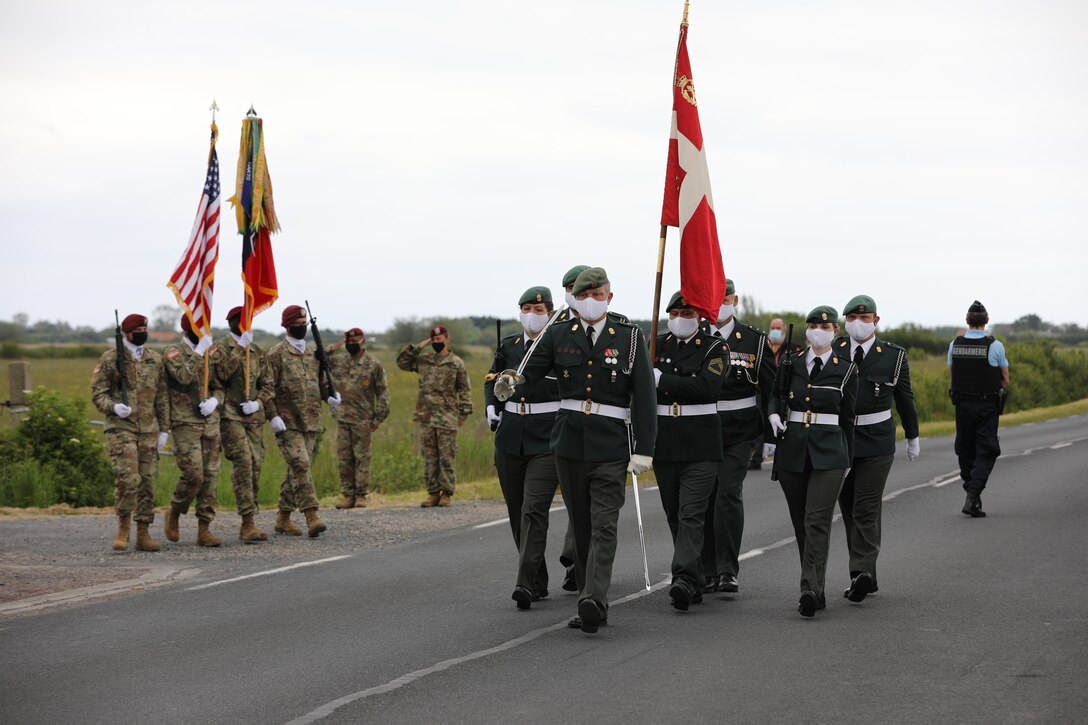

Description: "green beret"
562 265 591 288
843 295 877 316
725 278 735 296
806 305 839 324
518 285 552 306
666 290 692 312
571 267 609 295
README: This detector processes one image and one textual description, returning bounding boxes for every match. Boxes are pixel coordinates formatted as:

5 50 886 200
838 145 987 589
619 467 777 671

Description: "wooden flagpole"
649 225 667 361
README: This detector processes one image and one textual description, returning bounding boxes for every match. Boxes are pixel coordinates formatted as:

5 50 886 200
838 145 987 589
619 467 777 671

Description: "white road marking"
1051 442 1072 450
184 556 351 592
0 566 198 617
472 506 565 530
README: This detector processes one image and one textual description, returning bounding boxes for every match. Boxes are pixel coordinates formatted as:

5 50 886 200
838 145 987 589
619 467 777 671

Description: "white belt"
716 395 758 412
657 402 718 418
855 410 892 426
504 401 561 416
788 411 840 426
559 399 630 421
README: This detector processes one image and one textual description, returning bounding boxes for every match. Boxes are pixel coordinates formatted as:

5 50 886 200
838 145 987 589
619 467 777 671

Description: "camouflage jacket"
91 347 169 434
163 341 225 433
215 337 272 425
396 344 473 430
263 339 331 433
329 349 390 426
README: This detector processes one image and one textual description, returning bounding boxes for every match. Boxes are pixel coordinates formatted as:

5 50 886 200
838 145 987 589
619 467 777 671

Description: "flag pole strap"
649 224 667 361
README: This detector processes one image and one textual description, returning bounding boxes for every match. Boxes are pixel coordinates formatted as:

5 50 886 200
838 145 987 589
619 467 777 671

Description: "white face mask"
667 316 700 340
565 291 578 313
573 296 608 322
845 319 876 342
519 311 549 335
718 303 735 323
806 327 834 350
768 329 785 344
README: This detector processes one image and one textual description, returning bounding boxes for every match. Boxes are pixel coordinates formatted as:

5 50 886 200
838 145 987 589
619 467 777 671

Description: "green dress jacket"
485 332 560 457
654 331 727 462
833 336 920 459
705 319 777 444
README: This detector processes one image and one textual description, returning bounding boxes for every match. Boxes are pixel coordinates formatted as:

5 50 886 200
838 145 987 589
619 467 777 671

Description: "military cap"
806 305 839 324
666 290 693 312
225 306 244 321
725 278 736 296
571 267 609 296
519 286 552 306
562 265 591 289
280 304 305 327
968 300 987 314
843 294 877 316
121 313 147 333
180 315 195 334
430 325 449 337
344 327 364 339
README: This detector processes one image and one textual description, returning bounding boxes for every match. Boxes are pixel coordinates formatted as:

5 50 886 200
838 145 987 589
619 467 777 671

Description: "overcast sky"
2 0 1085 335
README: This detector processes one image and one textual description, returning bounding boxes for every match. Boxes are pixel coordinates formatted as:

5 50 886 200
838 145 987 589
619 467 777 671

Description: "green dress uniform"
329 347 390 502
511 269 657 629
701 314 776 592
769 306 857 613
485 304 564 602
652 319 727 607
216 336 273 517
834 299 919 596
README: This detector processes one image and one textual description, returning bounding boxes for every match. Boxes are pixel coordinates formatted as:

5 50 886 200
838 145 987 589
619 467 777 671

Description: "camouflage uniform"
163 342 225 522
264 339 331 513
91 346 170 522
216 337 273 516
329 349 390 499
396 344 473 495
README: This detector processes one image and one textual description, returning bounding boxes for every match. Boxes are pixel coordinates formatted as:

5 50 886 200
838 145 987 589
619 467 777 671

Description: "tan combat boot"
275 510 303 536
438 492 452 507
135 522 161 552
164 506 181 542
112 515 131 551
355 495 368 509
197 519 222 547
420 493 440 508
239 513 266 543
335 495 356 510
304 508 327 538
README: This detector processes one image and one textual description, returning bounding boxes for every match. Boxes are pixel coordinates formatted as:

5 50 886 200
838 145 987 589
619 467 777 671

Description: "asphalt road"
2 415 1086 724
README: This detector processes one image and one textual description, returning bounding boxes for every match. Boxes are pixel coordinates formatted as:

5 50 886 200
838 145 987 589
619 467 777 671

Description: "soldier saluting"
495 267 657 634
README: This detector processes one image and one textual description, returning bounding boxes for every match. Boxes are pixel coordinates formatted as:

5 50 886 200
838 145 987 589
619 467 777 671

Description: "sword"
628 428 652 591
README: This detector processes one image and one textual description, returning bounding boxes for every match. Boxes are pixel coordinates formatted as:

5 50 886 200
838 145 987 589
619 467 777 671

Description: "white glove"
270 416 286 434
238 331 254 348
194 335 214 356
198 397 219 417
113 403 132 419
627 454 653 475
906 437 921 462
769 413 786 435
240 400 260 416
653 369 663 386
762 442 776 459
493 370 524 402
327 392 342 408
486 405 503 426
157 432 169 451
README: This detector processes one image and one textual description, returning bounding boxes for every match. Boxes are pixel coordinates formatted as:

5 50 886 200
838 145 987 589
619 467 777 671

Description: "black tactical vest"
950 336 1003 395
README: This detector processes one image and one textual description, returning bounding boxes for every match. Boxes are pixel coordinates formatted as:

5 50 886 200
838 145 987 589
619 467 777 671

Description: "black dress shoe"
691 590 703 605
719 574 739 593
846 572 874 603
669 580 694 611
702 576 720 594
561 565 578 592
577 599 606 633
798 590 819 618
962 493 986 518
512 586 533 610
532 589 549 601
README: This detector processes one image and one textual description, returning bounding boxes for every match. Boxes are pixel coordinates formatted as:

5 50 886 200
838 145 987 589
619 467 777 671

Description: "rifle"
490 319 502 431
770 323 794 482
114 310 129 406
305 300 338 398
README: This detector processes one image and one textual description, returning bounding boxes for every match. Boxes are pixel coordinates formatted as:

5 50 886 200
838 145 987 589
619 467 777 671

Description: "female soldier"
768 305 857 617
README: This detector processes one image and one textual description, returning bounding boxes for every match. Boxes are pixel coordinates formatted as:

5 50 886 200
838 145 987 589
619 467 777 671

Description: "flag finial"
246 104 258 118
682 0 689 25
209 98 219 123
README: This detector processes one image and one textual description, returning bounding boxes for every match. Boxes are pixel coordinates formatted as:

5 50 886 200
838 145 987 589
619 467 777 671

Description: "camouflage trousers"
221 419 265 517
170 424 221 523
420 425 457 495
105 430 158 523
276 429 321 513
337 421 373 498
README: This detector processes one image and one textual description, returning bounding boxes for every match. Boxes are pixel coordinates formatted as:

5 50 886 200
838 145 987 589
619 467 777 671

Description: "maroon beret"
281 305 305 327
180 315 195 334
226 306 244 321
430 325 449 337
344 327 364 339
121 314 147 333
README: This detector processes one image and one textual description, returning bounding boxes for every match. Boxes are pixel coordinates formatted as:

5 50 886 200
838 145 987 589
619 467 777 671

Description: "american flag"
168 124 221 338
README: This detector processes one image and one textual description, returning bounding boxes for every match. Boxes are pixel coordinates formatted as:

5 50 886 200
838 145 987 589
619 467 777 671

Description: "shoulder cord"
743 333 766 385
622 326 638 374
889 348 905 387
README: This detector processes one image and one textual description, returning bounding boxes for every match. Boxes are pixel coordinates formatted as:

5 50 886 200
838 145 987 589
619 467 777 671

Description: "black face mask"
430 342 446 354
288 325 308 340
229 321 243 336
129 331 148 347
345 343 362 356
185 330 200 346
